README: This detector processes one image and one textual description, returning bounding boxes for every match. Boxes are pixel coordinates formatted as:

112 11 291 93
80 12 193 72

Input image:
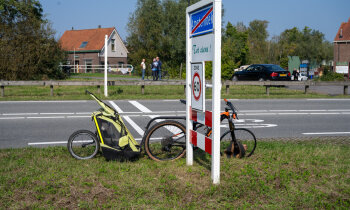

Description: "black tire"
232 76 238 81
162 71 169 81
143 120 186 161
221 128 257 157
258 77 265 82
67 130 100 160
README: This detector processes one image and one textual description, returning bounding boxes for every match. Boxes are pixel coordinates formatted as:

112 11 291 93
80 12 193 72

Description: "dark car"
231 64 291 81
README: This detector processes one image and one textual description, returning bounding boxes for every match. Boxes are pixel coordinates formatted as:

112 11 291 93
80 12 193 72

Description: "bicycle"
142 99 257 161
145 67 169 81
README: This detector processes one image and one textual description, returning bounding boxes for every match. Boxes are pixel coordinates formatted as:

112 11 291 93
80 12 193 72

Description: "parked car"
231 64 291 81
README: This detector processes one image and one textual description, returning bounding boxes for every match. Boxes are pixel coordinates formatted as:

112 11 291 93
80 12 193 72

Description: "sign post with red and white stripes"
186 0 222 184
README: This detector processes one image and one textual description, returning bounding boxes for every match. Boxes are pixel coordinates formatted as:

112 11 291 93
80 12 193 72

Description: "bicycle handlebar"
180 98 238 118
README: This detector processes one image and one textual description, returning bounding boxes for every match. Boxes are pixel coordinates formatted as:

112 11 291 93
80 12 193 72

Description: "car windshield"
265 65 285 72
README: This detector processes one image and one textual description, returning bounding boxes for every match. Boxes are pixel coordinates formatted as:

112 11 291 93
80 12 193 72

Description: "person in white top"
140 58 146 80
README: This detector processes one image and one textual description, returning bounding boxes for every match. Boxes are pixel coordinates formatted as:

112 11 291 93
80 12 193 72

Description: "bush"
319 69 345 81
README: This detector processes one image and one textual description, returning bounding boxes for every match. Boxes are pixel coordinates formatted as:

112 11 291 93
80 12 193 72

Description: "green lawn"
0 139 349 208
1 85 349 101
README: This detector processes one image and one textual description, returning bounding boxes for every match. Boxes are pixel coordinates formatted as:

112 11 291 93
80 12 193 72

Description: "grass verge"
1 85 349 101
1 139 349 208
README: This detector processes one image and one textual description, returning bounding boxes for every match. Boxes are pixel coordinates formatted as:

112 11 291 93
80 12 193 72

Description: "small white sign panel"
191 34 213 62
191 62 205 111
336 66 349 74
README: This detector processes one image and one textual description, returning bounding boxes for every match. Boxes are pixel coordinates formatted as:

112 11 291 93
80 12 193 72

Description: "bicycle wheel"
143 120 186 161
220 128 256 157
162 71 169 81
67 130 100 160
221 128 257 157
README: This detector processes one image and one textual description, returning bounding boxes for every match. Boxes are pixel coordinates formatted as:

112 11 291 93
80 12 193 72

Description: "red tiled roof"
334 18 350 42
59 27 115 51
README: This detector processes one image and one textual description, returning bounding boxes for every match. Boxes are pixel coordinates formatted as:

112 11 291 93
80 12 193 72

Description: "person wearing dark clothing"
292 68 299 81
156 56 162 81
151 58 158 81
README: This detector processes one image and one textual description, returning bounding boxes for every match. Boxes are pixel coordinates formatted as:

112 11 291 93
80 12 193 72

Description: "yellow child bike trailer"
67 91 141 161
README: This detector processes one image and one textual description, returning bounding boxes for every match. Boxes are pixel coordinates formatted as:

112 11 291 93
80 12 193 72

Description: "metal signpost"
186 0 222 184
104 35 108 97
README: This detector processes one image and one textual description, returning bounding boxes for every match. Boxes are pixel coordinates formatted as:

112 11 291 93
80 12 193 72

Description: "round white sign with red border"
191 62 204 111
192 72 201 101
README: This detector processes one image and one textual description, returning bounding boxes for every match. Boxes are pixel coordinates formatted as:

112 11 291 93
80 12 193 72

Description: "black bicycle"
146 68 169 81
142 99 257 161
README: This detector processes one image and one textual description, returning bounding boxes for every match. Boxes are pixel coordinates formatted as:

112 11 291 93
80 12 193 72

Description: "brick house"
334 18 350 74
59 27 128 73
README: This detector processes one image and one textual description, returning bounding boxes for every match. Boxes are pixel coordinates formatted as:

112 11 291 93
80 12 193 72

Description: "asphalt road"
0 99 349 148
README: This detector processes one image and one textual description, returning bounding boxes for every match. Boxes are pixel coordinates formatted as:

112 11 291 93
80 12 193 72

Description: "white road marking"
3 113 38 116
122 116 145 136
221 124 278 128
243 113 277 116
40 113 75 115
27 116 65 119
129 101 152 113
277 113 306 115
309 112 339 115
76 112 91 115
109 101 145 137
0 117 25 120
240 110 268 112
269 110 297 112
303 132 350 135
299 110 327 112
0 100 88 103
108 101 124 113
67 116 90 118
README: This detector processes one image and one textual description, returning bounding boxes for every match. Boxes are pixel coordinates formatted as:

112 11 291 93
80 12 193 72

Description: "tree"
276 27 333 68
221 22 249 79
247 20 269 64
0 0 66 80
126 0 200 77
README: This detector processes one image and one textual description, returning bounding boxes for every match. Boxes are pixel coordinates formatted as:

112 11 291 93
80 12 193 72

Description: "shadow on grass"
193 149 211 170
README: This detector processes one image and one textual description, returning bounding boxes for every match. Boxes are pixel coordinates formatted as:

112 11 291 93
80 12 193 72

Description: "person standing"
292 68 298 81
156 56 162 81
140 58 146 80
151 58 158 81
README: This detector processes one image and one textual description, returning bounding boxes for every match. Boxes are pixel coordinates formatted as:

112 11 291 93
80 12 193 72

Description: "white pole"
186 6 193 166
104 35 108 97
211 0 222 184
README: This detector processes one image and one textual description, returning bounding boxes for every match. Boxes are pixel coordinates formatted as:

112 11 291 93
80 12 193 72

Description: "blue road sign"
190 4 213 37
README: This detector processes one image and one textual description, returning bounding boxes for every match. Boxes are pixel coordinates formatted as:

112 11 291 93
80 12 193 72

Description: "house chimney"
98 25 101 29
340 28 343 38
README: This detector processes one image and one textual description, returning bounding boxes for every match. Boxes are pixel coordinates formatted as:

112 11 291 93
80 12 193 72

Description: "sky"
40 0 350 42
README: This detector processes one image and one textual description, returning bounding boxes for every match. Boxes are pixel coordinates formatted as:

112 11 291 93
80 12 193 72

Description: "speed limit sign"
191 62 205 111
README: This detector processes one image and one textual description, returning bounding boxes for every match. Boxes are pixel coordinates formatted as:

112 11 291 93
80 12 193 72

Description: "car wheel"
232 76 238 81
258 77 265 82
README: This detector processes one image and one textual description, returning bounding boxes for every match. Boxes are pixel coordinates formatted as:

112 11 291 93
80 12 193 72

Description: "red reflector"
271 72 278 77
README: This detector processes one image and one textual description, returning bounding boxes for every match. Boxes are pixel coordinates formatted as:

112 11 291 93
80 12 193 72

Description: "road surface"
0 99 349 148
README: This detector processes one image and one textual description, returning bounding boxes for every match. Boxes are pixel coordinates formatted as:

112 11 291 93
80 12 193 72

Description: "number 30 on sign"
191 62 205 111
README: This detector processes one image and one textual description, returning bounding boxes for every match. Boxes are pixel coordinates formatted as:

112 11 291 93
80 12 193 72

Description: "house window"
80 41 88 48
111 39 115 51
